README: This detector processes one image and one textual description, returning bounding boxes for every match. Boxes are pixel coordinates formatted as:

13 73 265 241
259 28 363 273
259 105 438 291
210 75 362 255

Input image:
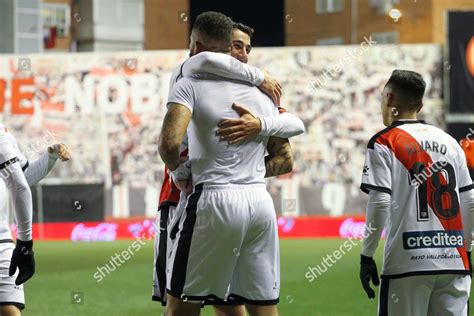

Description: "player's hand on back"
217 103 261 145
9 239 35 285
258 71 282 106
359 255 380 299
48 143 71 161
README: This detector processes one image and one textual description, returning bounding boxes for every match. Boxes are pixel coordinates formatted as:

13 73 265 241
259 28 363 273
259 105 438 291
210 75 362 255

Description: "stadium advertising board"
10 217 368 241
0 45 443 216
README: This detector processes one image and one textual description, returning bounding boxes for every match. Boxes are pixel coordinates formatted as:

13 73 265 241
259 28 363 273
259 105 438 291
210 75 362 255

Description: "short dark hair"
385 69 426 111
193 11 233 47
233 22 254 39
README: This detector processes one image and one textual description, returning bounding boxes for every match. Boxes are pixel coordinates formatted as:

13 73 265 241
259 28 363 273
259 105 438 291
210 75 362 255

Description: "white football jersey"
361 120 473 277
0 128 28 240
167 75 278 186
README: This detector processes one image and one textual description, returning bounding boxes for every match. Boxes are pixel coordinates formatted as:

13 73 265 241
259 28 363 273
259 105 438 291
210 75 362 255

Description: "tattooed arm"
265 137 294 177
159 103 191 171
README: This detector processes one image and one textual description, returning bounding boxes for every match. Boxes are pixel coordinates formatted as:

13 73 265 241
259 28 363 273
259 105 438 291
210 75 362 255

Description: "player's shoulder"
415 122 461 149
170 62 185 84
430 125 459 145
366 122 403 150
171 76 197 91
367 120 444 150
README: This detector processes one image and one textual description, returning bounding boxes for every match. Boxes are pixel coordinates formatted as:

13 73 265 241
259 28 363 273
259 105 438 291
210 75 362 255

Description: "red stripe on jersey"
158 149 189 207
376 127 469 270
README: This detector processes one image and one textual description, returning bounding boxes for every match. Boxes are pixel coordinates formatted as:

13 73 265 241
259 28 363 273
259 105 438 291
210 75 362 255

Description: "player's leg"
165 184 246 314
165 294 200 316
153 194 186 305
0 243 25 316
0 305 22 316
427 274 470 316
229 186 279 316
164 232 210 316
213 304 246 316
378 275 434 316
245 305 278 316
152 205 172 304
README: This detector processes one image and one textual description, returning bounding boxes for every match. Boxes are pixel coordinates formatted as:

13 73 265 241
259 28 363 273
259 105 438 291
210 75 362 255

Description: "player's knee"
245 304 278 316
0 305 22 316
213 305 246 316
164 294 200 316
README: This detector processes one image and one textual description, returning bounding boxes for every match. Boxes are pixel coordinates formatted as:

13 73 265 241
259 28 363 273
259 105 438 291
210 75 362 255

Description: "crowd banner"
0 45 443 216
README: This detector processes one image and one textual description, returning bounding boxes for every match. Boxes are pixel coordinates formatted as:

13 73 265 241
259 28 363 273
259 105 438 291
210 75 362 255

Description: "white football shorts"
378 274 470 316
166 183 280 306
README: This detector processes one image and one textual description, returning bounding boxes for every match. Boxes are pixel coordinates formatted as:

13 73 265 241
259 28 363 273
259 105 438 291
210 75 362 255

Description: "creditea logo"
403 230 464 249
71 223 117 242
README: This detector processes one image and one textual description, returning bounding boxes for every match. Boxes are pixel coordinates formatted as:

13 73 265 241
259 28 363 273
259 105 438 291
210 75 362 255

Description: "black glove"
9 239 35 285
468 251 472 276
360 254 380 299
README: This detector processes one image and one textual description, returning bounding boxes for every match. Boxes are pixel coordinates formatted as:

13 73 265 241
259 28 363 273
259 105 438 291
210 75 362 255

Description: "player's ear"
386 92 395 106
416 102 423 113
195 41 204 54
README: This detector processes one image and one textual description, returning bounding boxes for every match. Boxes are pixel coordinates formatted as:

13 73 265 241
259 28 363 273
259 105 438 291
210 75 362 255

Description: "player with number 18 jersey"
359 70 473 316
361 120 472 276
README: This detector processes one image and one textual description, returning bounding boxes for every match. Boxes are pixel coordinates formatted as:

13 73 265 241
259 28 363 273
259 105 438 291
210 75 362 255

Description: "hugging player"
153 12 304 316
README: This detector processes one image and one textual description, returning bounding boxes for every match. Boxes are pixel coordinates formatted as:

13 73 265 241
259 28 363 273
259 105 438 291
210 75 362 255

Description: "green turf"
18 239 459 315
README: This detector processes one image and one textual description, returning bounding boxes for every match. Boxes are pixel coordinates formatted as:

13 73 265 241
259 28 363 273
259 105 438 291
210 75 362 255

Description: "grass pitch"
22 239 387 315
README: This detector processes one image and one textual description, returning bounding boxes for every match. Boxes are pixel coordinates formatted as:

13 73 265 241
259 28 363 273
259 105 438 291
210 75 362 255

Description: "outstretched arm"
265 137 293 177
8 131 70 186
159 103 191 171
24 144 70 186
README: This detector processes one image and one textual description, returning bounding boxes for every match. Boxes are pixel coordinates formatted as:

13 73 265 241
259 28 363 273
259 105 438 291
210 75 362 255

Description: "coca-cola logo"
71 223 117 242
339 218 366 238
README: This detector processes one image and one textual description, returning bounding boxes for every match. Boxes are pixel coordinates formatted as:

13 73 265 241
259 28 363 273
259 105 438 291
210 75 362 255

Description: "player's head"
231 22 254 64
381 70 426 126
189 11 233 56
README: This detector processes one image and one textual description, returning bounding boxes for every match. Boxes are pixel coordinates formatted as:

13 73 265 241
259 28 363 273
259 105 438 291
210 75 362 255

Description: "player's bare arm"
265 137 293 177
159 103 191 171
217 103 261 144
216 104 295 177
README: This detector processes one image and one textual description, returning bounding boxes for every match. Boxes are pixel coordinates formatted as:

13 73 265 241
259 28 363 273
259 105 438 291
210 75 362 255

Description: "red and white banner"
0 46 444 216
